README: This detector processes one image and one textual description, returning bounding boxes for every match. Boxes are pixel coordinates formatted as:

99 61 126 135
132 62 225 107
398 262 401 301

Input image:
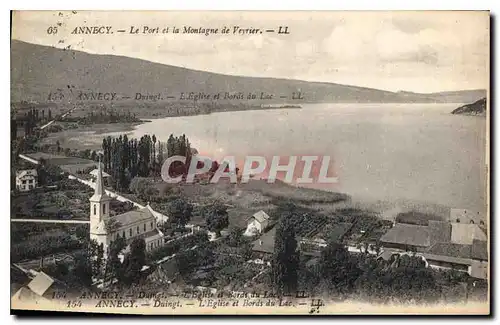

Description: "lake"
98 103 487 213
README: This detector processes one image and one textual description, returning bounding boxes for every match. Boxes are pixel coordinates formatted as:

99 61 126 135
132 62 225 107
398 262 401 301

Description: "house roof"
428 220 452 245
139 229 163 243
472 239 488 261
27 271 54 296
325 222 353 243
451 223 488 245
12 287 48 303
379 223 430 247
16 169 38 178
426 242 472 259
252 227 276 254
113 207 155 227
90 168 110 177
251 210 270 224
378 249 400 262
422 253 473 266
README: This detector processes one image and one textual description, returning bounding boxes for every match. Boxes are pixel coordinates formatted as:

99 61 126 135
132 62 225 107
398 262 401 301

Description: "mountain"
11 40 486 104
451 98 487 116
396 90 487 105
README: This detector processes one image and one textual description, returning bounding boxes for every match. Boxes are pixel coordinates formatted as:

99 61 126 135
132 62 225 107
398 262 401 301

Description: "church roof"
136 228 163 243
112 207 155 227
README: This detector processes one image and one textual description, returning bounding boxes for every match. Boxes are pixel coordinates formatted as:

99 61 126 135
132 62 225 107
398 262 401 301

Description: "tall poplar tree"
272 215 300 296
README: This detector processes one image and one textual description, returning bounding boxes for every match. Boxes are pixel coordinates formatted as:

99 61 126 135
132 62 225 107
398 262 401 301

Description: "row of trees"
11 108 53 138
100 133 192 192
65 109 140 125
157 198 229 239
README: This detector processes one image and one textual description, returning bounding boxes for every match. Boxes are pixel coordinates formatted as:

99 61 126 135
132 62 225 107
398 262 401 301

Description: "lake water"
99 103 487 213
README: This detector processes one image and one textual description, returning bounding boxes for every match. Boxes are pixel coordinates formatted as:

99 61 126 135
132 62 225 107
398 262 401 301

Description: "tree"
319 242 361 297
227 227 244 247
75 224 89 242
152 134 157 166
105 236 127 283
205 201 229 237
72 251 93 287
272 216 300 296
89 239 104 279
129 177 149 196
123 238 146 285
167 198 193 229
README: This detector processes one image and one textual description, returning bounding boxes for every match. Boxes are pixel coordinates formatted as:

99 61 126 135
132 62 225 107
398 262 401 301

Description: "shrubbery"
148 232 208 261
11 232 82 262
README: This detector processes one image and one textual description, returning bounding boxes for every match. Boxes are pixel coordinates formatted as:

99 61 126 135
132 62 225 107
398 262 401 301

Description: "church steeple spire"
94 155 106 197
90 155 111 210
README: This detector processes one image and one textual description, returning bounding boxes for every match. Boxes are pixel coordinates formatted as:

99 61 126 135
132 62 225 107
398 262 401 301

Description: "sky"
12 11 489 93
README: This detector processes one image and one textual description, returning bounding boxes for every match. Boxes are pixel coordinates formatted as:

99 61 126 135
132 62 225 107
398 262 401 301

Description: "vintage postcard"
10 11 490 315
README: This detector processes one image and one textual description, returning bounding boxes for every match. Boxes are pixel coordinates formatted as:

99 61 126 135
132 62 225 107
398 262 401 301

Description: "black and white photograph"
9 10 490 315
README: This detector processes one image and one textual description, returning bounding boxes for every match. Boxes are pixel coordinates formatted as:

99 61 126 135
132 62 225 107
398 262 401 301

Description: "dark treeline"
11 108 52 138
101 133 192 192
65 108 141 125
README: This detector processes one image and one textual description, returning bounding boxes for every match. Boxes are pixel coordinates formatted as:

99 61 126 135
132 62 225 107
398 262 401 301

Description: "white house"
89 167 111 181
244 210 270 237
16 169 38 192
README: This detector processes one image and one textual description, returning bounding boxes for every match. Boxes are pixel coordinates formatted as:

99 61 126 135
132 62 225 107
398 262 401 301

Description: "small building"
379 219 488 280
11 271 56 305
299 222 354 255
244 210 271 236
252 227 276 257
15 169 38 191
379 220 452 252
450 223 487 245
89 167 111 181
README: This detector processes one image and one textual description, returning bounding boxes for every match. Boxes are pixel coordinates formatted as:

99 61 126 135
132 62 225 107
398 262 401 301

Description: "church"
89 162 165 256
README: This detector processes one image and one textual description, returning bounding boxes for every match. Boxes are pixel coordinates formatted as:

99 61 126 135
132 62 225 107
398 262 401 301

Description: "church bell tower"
89 158 112 249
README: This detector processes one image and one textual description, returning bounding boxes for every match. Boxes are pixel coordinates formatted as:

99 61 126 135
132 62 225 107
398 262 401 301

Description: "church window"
137 226 139 234
122 231 125 238
151 222 153 229
103 204 106 214
144 224 146 231
93 204 96 215
129 229 132 236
